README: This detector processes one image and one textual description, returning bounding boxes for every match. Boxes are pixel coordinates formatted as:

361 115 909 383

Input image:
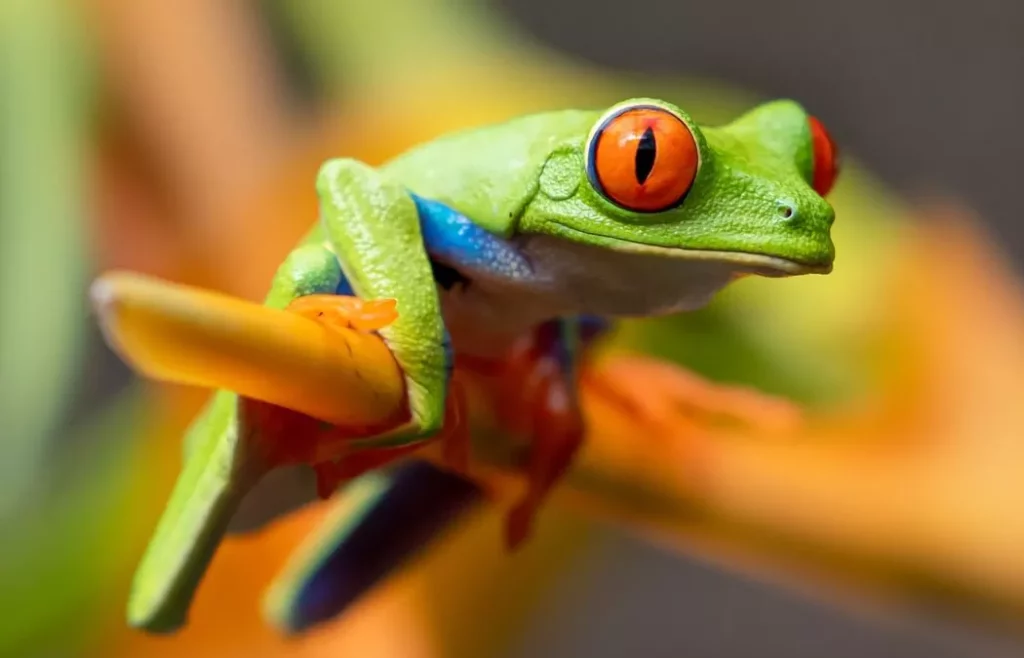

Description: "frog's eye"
587 106 699 213
808 116 840 197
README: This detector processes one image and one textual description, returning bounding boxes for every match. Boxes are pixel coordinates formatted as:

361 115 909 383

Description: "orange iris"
588 106 699 213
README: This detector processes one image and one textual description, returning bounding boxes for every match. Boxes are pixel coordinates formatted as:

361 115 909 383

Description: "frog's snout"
770 192 836 271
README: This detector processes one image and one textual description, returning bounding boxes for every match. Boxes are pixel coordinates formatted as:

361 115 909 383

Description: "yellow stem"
90 271 403 427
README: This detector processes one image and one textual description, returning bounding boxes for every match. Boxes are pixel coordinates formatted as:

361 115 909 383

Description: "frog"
126 97 840 633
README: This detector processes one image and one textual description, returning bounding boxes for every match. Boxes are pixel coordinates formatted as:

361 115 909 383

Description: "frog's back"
380 109 599 235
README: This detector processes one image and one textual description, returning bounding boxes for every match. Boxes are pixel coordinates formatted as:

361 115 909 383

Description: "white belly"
438 234 740 357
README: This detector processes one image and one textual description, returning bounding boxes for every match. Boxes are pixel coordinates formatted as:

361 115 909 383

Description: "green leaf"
0 0 95 516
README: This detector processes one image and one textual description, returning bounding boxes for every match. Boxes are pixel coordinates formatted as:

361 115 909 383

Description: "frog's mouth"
549 223 833 277
603 241 833 277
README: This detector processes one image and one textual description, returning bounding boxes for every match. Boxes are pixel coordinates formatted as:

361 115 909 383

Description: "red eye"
808 115 840 197
588 106 699 213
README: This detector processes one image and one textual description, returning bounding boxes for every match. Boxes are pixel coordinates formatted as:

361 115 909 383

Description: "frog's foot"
287 294 397 332
500 330 585 550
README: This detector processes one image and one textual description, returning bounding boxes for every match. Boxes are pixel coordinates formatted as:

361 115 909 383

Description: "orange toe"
286 295 398 332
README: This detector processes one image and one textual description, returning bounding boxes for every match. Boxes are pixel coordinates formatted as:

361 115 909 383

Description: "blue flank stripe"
411 193 533 281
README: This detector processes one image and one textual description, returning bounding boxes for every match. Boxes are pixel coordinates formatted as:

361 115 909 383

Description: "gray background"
500 0 1024 264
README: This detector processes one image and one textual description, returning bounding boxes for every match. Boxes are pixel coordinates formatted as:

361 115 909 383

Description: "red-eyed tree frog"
126 97 840 634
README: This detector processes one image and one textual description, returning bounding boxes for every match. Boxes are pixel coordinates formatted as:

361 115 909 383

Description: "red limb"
461 322 586 549
504 356 585 549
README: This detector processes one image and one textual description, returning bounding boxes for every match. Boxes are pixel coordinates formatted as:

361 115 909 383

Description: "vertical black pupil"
634 127 657 184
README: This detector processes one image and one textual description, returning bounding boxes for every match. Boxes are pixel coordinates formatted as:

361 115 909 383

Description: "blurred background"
3 0 1024 656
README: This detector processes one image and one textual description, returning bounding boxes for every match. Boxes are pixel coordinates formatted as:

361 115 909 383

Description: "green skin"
127 97 835 632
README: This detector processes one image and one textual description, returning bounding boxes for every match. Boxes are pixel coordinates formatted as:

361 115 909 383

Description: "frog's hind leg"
127 243 354 633
261 363 475 636
264 461 481 635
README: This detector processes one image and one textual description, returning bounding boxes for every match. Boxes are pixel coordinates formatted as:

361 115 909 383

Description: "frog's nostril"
777 203 795 219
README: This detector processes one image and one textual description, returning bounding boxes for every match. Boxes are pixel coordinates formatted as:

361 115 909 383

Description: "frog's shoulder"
381 109 599 236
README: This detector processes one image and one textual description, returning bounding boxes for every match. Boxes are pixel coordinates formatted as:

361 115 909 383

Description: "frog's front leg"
494 317 606 548
296 159 460 474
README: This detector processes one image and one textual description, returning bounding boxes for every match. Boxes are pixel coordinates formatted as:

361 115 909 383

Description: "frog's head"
520 97 839 280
